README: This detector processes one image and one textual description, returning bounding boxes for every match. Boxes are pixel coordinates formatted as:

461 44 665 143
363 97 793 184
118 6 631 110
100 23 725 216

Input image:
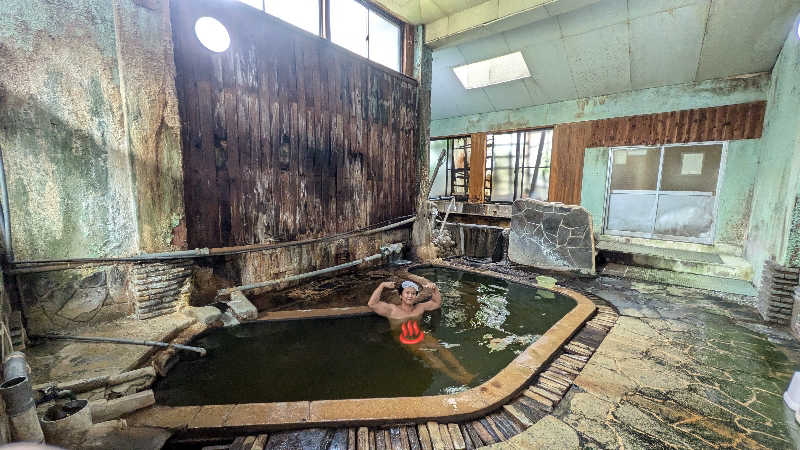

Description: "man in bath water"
368 279 474 384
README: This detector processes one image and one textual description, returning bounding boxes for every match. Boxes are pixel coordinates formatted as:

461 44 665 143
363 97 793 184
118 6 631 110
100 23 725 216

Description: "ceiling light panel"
453 52 531 89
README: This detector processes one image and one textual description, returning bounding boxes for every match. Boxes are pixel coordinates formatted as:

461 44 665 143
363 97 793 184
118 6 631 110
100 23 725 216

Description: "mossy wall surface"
0 0 185 331
746 15 800 282
0 0 137 260
0 0 184 261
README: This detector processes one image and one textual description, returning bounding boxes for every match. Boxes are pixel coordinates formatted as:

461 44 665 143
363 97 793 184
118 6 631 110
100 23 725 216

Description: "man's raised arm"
418 282 442 311
368 281 395 317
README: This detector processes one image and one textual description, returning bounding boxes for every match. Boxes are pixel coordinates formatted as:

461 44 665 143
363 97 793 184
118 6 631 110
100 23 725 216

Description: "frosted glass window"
331 0 368 58
368 11 401 71
266 0 320 35
605 143 725 244
660 144 722 193
610 148 660 191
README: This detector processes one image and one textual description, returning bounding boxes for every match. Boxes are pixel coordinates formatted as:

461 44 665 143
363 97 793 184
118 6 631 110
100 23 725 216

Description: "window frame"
429 136 471 200
238 0 404 73
486 128 553 204
602 141 728 244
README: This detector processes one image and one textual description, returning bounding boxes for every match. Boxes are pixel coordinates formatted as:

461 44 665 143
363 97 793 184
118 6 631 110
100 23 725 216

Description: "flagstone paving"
483 274 800 449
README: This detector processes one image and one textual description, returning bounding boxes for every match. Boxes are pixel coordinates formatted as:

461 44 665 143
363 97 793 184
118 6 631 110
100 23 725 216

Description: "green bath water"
155 267 575 405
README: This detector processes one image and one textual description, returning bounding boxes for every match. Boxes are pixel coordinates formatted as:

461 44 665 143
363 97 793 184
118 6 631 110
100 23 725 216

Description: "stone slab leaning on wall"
508 199 595 274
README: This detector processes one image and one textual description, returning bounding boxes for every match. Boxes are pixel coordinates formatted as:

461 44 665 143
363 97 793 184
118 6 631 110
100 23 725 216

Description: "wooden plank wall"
549 101 766 205
171 0 418 248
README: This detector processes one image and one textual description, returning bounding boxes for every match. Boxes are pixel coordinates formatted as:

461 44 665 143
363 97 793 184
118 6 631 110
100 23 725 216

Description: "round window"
194 17 230 53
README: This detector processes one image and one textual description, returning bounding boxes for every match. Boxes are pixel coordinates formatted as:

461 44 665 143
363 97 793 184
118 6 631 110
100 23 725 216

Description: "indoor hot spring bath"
154 267 579 406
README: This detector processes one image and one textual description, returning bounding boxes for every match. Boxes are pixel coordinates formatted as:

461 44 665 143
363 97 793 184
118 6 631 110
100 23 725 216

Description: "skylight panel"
453 52 531 90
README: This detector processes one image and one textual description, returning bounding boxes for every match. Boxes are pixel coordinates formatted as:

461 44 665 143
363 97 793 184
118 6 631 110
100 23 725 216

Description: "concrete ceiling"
423 0 800 121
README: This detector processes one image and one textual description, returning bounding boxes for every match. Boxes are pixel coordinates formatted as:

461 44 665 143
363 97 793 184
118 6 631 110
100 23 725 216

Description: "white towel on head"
401 280 420 292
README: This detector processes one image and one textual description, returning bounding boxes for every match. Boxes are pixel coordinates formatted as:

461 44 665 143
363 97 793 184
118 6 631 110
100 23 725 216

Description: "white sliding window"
604 142 726 244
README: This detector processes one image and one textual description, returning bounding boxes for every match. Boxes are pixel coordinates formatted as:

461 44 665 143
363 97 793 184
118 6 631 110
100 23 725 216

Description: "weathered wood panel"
549 101 766 205
468 133 487 203
171 0 418 248
549 122 592 205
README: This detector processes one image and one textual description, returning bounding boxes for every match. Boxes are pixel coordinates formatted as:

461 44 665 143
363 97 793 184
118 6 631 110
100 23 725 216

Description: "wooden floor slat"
357 427 369 450
427 422 445 450
384 430 393 450
320 429 337 450
438 423 454 450
407 425 421 450
499 411 524 435
389 427 404 450
459 424 476 450
250 434 268 450
375 428 387 450
487 413 515 439
503 404 533 428
417 424 433 450
471 420 496 445
447 424 466 450
230 436 247 450
463 423 484 447
478 418 502 442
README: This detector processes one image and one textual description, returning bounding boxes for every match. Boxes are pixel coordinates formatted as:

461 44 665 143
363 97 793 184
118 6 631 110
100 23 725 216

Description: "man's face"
401 287 418 305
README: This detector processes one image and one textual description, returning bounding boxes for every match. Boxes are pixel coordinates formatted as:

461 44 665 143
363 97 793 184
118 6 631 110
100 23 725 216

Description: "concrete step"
597 240 753 282
600 263 757 296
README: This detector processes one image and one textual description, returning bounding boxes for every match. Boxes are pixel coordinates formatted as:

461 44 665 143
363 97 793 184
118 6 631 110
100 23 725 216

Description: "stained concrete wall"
0 0 183 260
747 15 800 284
0 0 185 332
431 75 769 137
0 0 138 260
115 0 186 253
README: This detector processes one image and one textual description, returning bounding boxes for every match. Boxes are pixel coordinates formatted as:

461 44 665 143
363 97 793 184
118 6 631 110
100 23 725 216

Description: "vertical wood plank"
251 434 269 450
462 423 483 448
357 427 369 450
447 424 466 450
407 425 421 450
375 428 387 450
438 424 454 450
468 133 487 203
417 424 433 450
426 422 445 450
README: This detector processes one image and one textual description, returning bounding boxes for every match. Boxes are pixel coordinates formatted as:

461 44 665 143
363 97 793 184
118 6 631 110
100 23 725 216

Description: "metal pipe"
207 216 414 256
0 145 13 261
439 197 456 234
31 334 207 357
3 352 30 382
11 216 415 269
0 376 44 443
12 248 210 266
218 243 403 297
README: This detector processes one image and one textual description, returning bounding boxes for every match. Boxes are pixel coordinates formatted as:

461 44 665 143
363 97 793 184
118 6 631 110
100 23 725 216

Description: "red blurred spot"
399 319 424 344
